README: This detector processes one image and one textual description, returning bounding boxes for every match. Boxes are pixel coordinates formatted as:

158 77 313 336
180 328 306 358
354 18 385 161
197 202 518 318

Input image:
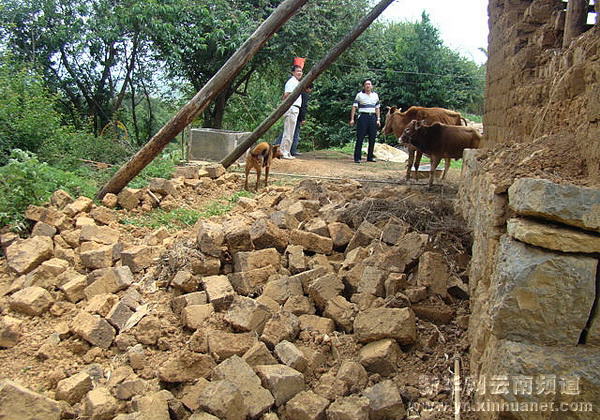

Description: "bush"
0 150 97 230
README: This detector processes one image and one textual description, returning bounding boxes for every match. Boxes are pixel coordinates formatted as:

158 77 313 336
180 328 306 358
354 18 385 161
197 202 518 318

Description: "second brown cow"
400 120 481 188
383 106 467 180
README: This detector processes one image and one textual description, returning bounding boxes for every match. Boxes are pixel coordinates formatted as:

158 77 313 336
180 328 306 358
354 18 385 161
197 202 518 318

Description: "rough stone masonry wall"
484 0 600 183
458 150 600 419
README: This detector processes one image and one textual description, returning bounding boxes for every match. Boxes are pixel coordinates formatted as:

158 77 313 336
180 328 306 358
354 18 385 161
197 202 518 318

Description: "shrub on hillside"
0 150 96 231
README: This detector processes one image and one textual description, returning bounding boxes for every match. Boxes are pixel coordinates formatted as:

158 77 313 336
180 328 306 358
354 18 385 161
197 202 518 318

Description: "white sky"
379 0 489 65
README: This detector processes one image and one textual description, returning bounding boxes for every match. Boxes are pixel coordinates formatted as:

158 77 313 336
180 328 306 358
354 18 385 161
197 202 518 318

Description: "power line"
331 62 486 81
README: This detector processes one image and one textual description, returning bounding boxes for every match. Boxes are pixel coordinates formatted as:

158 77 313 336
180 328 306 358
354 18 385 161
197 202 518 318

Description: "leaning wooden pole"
96 0 308 199
220 0 396 169
563 0 588 47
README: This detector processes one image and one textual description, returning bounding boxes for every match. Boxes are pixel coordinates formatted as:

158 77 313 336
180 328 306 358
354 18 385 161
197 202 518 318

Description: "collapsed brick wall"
484 0 600 184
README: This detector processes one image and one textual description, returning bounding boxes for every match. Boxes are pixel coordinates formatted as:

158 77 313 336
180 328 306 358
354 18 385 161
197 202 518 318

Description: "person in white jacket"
280 65 303 159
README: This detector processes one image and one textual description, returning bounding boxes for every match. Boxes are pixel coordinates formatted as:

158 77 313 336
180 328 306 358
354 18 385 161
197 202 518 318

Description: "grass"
119 190 254 230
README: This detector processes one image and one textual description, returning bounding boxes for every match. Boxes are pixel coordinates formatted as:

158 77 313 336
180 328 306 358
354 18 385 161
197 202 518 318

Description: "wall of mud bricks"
457 150 600 418
484 0 600 184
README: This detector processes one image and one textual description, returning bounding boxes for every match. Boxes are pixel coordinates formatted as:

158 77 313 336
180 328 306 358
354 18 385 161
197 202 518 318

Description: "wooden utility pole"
96 0 308 199
220 0 396 169
563 0 589 47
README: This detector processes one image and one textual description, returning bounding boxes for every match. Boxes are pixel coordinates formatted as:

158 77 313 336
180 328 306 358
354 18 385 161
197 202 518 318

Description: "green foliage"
0 150 96 230
127 147 182 189
120 190 254 230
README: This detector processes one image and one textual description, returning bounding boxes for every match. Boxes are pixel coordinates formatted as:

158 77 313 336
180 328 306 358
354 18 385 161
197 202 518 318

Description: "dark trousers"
354 113 377 162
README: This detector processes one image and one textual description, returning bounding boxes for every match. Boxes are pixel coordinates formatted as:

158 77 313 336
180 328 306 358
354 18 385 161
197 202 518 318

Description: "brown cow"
400 120 481 188
382 106 467 181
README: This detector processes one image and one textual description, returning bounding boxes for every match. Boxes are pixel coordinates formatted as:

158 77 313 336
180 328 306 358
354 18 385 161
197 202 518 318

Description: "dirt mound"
480 133 595 188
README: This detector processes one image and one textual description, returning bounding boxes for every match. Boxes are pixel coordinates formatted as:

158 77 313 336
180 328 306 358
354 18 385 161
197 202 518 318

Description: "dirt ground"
232 149 463 187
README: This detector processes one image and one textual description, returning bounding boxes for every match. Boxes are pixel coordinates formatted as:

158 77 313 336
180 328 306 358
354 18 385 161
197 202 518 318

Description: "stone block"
190 254 221 276
204 163 226 179
117 188 141 210
55 371 93 404
270 210 300 230
84 266 133 299
285 390 330 420
60 272 87 303
101 193 117 208
508 178 600 232
25 205 70 230
71 311 116 349
0 316 22 348
479 339 600 418
63 196 93 217
307 273 344 311
260 311 300 348
171 270 200 293
286 201 309 221
304 218 329 237
115 379 148 400
31 221 57 237
5 236 54 275
171 291 208 316
212 355 274 418
0 380 61 420
507 218 600 253
242 341 278 367
80 225 120 245
255 364 305 406
357 266 386 297
250 218 288 252
327 222 354 251
412 303 455 324
228 265 277 296
362 380 405 420
416 251 450 297
196 220 225 257
10 286 54 316
208 330 257 362
106 301 134 331
158 352 215 383
50 189 74 209
286 244 306 274
182 304 214 330
489 236 596 346
174 165 199 179
262 275 304 304
149 177 178 196
354 307 416 344
324 296 356 333
292 266 329 293
325 395 370 420
274 340 308 371
233 248 281 272
358 339 401 376
289 230 333 254
79 242 116 269
346 220 381 252
75 215 95 227
121 245 162 273
224 296 271 333
283 295 315 316
83 387 118 420
202 275 236 311
89 206 117 225
85 293 119 317
223 220 253 253
197 380 247 420
298 315 335 334
335 361 368 395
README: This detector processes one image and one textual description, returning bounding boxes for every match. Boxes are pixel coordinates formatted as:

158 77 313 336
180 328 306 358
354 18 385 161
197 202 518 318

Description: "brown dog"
244 142 283 190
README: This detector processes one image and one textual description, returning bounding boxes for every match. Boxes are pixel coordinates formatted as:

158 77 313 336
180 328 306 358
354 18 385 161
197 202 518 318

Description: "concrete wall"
188 128 250 162
484 0 600 184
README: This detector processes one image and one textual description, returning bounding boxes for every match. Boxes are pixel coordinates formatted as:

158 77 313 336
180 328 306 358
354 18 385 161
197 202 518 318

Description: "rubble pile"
0 165 472 420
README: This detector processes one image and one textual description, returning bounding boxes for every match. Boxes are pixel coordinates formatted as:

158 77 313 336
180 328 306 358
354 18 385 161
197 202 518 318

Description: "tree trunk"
220 0 397 169
563 0 589 47
96 0 309 199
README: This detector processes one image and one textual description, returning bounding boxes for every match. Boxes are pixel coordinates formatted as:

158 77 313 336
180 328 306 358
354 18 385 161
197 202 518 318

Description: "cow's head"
399 119 423 144
382 106 400 136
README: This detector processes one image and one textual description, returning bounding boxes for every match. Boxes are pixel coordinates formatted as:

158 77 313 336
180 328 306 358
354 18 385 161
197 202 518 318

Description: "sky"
379 0 489 65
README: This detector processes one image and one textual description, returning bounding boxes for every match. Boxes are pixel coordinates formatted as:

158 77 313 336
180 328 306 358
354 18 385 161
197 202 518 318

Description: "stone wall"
484 0 600 184
457 150 600 418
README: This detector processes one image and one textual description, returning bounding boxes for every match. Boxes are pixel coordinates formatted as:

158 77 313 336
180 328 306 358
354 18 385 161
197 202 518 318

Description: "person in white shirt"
280 65 303 159
349 79 381 163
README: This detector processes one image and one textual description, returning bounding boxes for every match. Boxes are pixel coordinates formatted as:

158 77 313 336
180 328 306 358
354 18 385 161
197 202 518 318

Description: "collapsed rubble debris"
0 166 473 419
